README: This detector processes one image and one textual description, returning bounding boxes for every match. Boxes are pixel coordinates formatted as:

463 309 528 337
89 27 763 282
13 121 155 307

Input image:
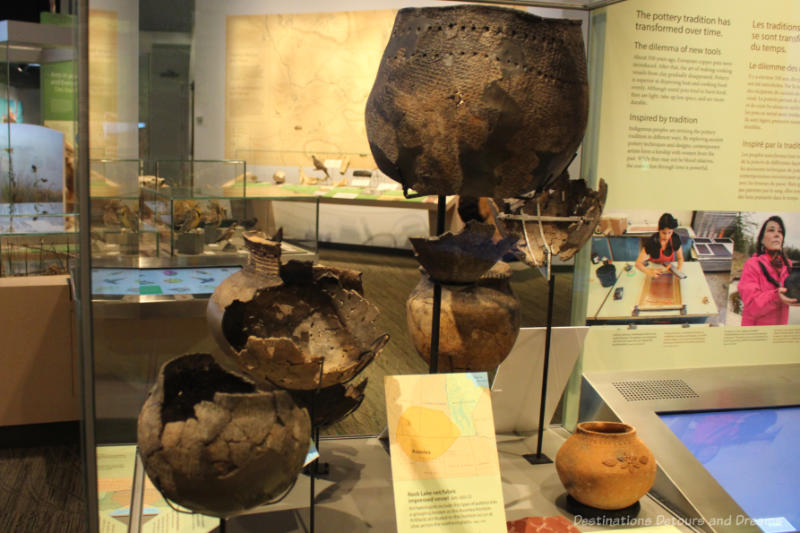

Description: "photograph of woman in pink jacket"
738 216 798 326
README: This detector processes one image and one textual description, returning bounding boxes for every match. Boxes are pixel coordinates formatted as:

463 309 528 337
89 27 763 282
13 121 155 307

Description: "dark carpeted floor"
0 424 86 533
0 245 571 532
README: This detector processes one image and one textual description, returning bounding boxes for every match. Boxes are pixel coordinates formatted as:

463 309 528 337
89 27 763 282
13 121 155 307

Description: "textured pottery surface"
137 353 311 518
555 421 656 510
406 262 520 372
365 5 588 198
500 174 607 267
207 231 388 391
409 220 518 284
784 269 800 300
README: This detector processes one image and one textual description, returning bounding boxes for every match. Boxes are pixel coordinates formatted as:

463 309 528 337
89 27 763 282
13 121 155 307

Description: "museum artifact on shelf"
498 174 608 268
365 5 588 198
207 230 389 392
137 353 311 518
406 221 520 372
365 4 600 378
554 421 656 511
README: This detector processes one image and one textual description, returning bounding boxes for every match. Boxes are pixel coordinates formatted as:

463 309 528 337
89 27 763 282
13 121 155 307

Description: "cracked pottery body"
137 353 311 518
206 231 388 391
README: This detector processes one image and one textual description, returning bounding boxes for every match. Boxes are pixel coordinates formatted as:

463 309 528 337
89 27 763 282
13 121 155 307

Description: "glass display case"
1 18 77 276
0 219 77 276
62 0 800 532
146 159 320 260
89 158 156 261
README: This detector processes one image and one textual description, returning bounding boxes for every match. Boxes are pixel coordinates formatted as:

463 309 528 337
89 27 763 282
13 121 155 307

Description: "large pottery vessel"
137 353 311 517
365 5 588 198
555 421 656 510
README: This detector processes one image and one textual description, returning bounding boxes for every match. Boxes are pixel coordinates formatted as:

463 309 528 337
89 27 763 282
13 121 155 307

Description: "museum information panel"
597 0 800 212
225 11 395 164
385 373 505 533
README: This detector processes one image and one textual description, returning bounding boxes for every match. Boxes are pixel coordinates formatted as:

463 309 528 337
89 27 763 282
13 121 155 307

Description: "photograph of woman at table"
635 213 684 278
738 216 797 326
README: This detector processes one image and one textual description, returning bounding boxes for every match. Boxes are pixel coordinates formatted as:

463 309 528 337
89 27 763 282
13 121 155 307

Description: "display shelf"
0 207 78 276
225 150 458 238
112 430 693 532
0 229 77 276
141 160 320 259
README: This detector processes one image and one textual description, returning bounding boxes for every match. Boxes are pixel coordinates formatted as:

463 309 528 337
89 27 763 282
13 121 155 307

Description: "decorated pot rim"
576 421 635 436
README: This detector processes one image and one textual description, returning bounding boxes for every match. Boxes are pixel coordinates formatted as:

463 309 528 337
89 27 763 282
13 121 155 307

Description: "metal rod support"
428 195 447 374
77 0 100 530
536 273 557 458
429 282 442 374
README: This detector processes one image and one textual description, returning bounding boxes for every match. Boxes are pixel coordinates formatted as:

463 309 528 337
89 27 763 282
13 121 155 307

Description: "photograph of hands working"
587 211 721 325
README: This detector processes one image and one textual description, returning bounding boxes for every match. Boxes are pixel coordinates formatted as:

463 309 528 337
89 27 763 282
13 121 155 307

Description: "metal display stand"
402 188 447 374
525 268 556 465
428 195 447 374
496 203 585 465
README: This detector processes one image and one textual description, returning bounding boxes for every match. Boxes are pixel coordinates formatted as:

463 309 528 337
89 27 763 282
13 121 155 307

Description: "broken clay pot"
409 220 517 284
137 353 311 518
207 230 389 391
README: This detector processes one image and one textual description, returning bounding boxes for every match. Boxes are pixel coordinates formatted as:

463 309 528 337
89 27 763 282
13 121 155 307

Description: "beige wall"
0 275 79 426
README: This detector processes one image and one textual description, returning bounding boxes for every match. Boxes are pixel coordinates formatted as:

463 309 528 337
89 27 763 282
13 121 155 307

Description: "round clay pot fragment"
409 220 518 284
500 174 607 267
137 353 311 518
290 380 369 428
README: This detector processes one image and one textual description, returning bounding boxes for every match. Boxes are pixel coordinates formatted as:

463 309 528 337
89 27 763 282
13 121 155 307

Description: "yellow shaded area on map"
396 406 461 462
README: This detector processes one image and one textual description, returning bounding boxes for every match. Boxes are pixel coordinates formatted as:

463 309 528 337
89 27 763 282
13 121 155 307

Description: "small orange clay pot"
555 421 656 510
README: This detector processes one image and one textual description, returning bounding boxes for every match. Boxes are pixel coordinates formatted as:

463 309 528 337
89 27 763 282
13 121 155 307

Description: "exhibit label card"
384 373 506 533
596 0 800 212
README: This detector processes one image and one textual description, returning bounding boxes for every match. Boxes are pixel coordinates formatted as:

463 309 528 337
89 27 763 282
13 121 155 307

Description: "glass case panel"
0 223 77 277
74 1 626 530
138 159 320 260
1 19 77 276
